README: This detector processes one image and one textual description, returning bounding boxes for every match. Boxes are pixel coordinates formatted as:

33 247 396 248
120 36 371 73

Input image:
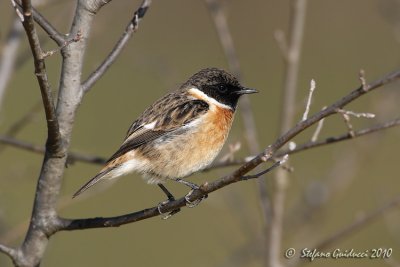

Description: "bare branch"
81 0 152 93
339 111 355 137
241 155 289 181
279 0 308 133
11 0 24 21
0 243 17 262
336 108 375 119
20 0 62 154
14 0 66 45
278 117 400 157
310 107 326 142
302 79 316 121
0 135 107 164
336 108 375 138
269 0 308 265
58 67 400 231
359 69 367 91
42 31 82 59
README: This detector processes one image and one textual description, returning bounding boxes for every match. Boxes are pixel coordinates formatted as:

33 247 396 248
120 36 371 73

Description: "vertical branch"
203 1 271 261
269 0 308 267
278 0 308 133
20 0 61 153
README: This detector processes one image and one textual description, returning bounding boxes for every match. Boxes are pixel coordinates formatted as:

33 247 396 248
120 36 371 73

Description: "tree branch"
81 0 152 93
15 0 66 45
0 243 17 262
30 6 65 45
0 135 106 165
58 68 400 231
269 0 308 266
277 117 400 157
20 0 62 154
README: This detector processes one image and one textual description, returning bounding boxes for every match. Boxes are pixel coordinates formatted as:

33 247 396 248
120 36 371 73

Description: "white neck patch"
188 87 232 110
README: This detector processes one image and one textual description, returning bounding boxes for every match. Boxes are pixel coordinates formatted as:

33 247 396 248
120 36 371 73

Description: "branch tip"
302 79 316 121
359 69 367 91
288 141 297 151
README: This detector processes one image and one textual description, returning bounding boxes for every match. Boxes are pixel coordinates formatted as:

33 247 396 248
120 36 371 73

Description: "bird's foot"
157 183 180 219
157 199 181 220
184 188 208 208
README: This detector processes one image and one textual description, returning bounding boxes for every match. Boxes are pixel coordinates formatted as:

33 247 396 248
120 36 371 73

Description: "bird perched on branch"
73 68 257 216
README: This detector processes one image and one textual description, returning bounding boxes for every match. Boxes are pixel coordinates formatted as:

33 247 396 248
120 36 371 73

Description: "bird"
73 68 257 215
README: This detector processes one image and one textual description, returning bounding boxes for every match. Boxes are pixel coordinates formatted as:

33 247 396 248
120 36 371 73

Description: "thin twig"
339 111 355 137
0 135 106 164
81 0 152 93
336 108 375 138
270 0 308 266
11 0 24 21
277 117 400 157
57 67 400 231
302 79 316 121
311 118 325 142
310 107 326 142
14 0 65 45
359 69 367 91
20 0 62 154
241 155 289 180
336 108 375 118
0 243 17 261
42 31 82 59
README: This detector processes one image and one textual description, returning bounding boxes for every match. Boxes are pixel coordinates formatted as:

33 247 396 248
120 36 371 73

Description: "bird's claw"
184 189 208 208
157 200 180 220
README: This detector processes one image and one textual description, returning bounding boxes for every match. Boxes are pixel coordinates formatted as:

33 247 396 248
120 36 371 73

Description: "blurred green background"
1 0 400 266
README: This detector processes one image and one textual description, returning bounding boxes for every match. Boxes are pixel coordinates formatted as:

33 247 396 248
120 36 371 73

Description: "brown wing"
106 99 209 163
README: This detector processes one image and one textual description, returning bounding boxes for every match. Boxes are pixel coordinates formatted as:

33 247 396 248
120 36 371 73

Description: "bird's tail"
72 168 114 198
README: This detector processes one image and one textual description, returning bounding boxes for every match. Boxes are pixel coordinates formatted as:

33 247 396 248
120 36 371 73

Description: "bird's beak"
236 87 258 95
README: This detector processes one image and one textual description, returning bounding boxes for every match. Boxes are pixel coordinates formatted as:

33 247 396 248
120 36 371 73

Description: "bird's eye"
218 84 228 93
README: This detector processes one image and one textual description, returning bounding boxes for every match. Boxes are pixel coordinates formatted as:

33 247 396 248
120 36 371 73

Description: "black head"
181 68 258 109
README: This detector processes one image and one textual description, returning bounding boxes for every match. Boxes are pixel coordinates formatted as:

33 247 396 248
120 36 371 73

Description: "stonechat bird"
73 68 257 214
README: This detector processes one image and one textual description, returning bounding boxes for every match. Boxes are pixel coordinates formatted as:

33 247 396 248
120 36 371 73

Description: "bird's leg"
174 178 200 190
174 178 208 208
158 183 175 200
157 184 180 219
